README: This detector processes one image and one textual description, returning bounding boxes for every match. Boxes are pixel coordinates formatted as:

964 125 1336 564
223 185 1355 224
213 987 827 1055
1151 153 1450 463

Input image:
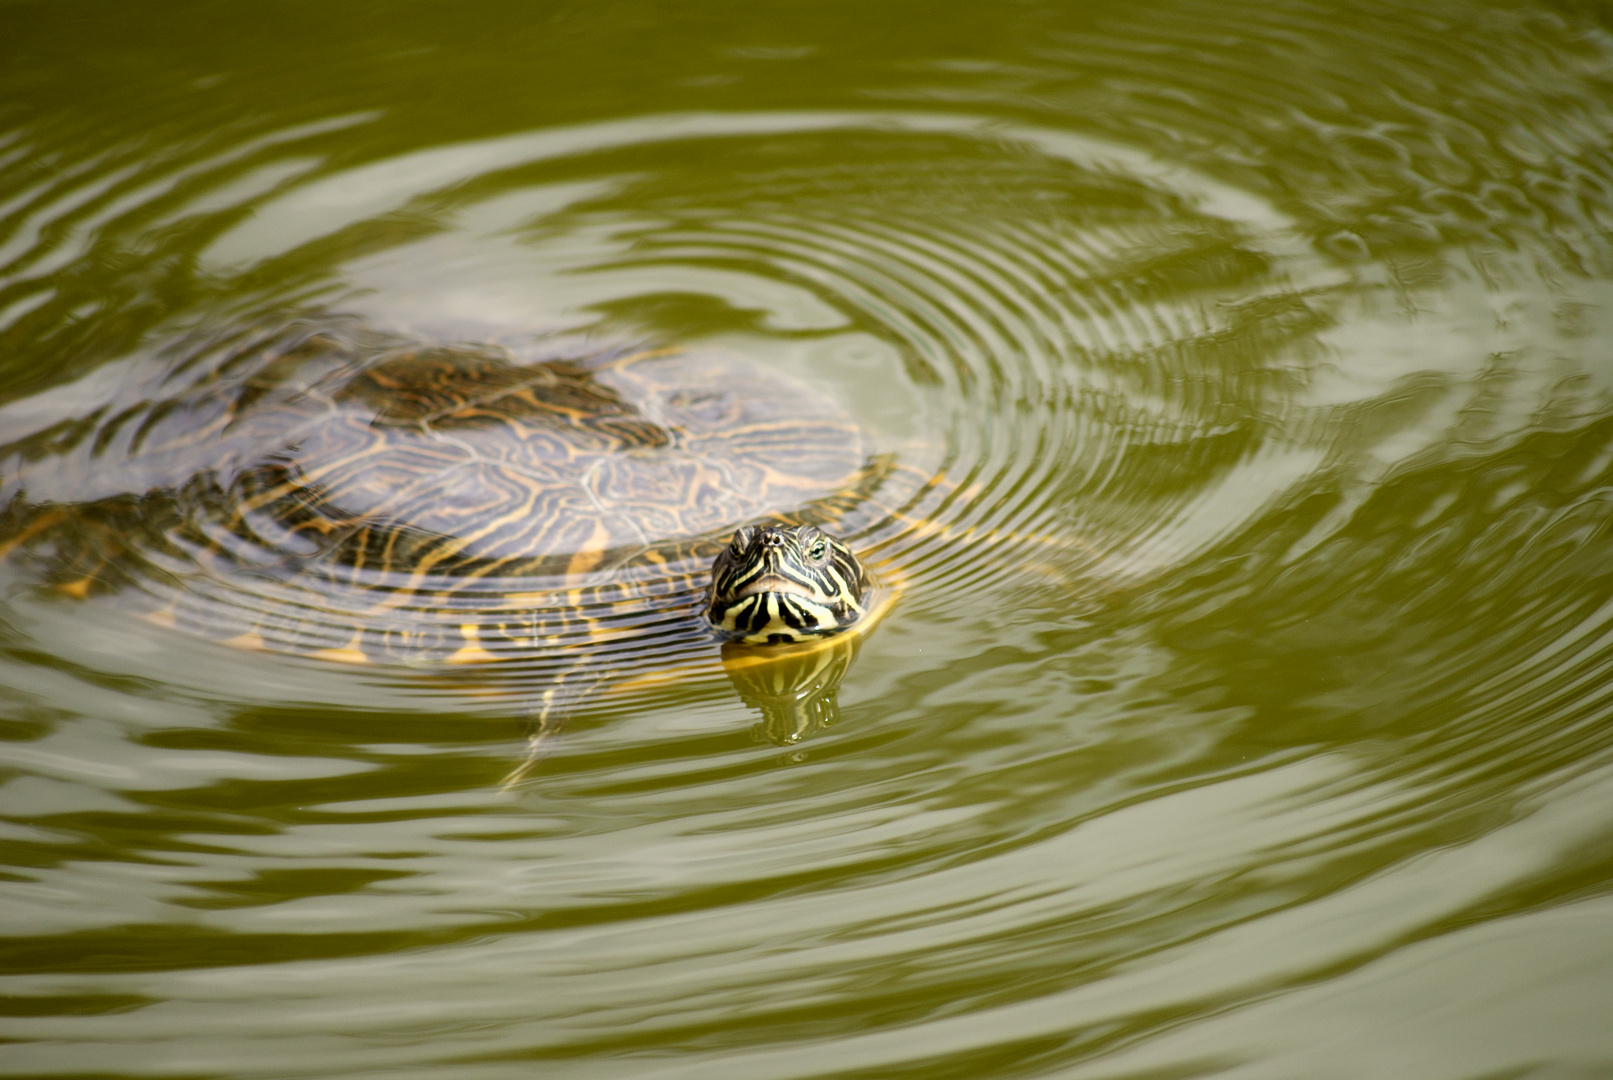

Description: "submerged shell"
219 343 865 572
0 325 875 665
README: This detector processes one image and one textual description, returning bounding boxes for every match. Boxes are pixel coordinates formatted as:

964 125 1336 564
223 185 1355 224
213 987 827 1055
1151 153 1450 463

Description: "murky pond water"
5 1 1613 1076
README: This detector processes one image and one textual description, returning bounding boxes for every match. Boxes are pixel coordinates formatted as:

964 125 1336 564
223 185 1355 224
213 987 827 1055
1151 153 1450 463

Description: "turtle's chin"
709 590 839 645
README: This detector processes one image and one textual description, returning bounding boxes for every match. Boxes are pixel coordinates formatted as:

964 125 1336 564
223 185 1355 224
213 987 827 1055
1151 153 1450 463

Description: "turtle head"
705 524 870 644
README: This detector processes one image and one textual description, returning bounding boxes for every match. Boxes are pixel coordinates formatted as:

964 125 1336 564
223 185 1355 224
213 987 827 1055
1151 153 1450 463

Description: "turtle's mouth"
735 574 819 602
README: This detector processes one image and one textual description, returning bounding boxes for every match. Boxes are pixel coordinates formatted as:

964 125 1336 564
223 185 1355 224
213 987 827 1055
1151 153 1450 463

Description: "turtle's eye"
731 526 755 553
808 537 828 562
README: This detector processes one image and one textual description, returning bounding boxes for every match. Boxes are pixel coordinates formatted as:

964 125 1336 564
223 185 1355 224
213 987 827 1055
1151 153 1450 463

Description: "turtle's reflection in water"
499 631 866 786
722 633 862 746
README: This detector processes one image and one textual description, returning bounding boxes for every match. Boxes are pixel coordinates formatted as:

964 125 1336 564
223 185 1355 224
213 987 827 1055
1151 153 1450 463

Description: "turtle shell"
0 325 875 665
225 343 865 573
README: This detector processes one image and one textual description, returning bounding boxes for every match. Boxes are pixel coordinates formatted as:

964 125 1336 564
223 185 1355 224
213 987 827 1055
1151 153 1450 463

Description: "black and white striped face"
705 524 870 645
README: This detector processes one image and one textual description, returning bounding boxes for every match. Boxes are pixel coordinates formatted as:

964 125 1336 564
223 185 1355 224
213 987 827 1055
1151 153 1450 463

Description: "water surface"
3 1 1613 1076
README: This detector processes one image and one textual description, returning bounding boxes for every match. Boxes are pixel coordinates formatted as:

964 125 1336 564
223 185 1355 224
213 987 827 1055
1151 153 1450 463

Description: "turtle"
0 317 911 756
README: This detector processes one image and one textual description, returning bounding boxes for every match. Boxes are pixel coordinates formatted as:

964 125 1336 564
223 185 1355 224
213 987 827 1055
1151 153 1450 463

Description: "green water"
4 1 1613 1076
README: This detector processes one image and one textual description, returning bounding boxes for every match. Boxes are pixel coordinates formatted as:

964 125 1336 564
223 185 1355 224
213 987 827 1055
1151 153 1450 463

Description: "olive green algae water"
3 1 1613 1076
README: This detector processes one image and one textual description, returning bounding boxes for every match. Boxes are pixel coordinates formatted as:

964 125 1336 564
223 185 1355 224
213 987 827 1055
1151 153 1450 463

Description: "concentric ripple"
0 111 1347 713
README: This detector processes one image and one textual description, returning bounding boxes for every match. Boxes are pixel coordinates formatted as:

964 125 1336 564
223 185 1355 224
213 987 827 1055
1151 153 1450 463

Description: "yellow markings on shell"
564 519 612 578
56 577 94 600
309 631 371 665
223 631 267 651
226 436 377 519
606 656 722 696
446 622 499 665
589 346 683 372
310 647 370 664
0 509 66 560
